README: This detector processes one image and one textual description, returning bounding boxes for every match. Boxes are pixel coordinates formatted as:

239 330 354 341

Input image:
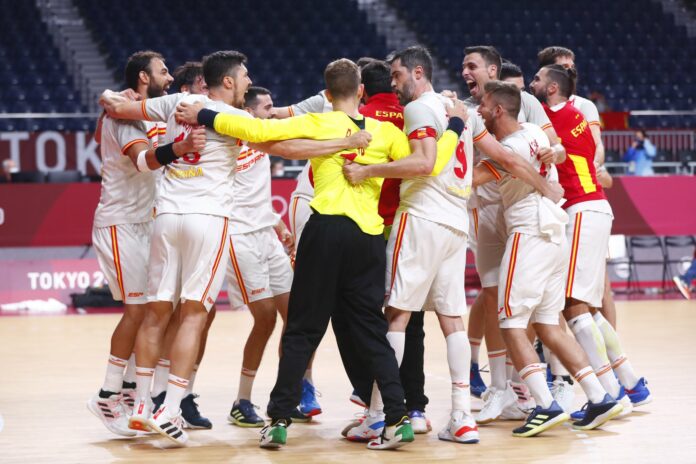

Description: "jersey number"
172 132 201 164
454 141 468 179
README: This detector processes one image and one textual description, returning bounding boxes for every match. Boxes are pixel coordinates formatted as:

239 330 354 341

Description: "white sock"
510 368 522 383
520 363 553 409
123 353 136 384
488 349 508 390
368 331 405 417
237 368 256 402
151 359 170 397
303 369 313 385
470 337 482 365
447 331 471 413
135 366 155 401
185 363 199 396
568 313 620 398
548 352 570 378
102 355 127 393
593 312 640 389
506 356 514 380
574 366 606 403
163 374 189 412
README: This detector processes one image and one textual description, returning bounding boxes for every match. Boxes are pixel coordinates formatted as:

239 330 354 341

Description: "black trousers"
267 214 406 425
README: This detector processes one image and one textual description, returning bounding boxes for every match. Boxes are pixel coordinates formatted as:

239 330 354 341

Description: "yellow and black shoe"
228 399 264 428
512 401 569 437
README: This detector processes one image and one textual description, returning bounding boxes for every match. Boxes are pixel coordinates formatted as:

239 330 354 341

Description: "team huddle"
87 43 652 451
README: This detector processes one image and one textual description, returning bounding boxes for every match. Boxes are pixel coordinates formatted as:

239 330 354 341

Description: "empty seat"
11 171 46 183
46 170 83 183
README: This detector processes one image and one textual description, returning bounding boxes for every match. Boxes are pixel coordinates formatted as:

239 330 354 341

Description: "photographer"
623 130 656 175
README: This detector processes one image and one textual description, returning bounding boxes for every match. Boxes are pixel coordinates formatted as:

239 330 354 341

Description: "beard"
532 86 548 104
396 78 416 105
147 81 168 98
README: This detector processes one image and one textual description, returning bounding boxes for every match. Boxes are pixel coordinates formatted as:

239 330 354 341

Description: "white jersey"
469 91 553 204
291 162 314 200
142 93 251 218
568 94 601 126
494 123 566 239
230 146 280 233
398 91 470 231
93 116 160 228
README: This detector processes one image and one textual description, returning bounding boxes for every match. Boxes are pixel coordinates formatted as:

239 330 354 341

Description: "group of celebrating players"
86 41 652 451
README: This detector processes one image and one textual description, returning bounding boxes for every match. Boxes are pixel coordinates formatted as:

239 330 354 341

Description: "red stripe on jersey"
408 127 436 140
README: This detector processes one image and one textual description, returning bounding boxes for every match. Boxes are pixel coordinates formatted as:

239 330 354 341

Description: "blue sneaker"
625 377 652 407
572 394 623 430
470 363 487 398
228 399 264 427
299 379 322 417
181 393 212 429
151 391 166 413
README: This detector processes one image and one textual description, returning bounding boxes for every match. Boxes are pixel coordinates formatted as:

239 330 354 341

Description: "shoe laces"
238 400 260 417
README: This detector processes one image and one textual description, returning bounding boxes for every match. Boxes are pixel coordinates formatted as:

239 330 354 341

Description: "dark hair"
172 61 203 92
387 45 433 81
202 50 247 88
244 86 272 108
543 64 577 98
500 60 523 80
356 57 377 69
125 50 164 91
361 60 392 97
538 46 575 67
464 46 502 78
324 59 361 100
483 80 521 117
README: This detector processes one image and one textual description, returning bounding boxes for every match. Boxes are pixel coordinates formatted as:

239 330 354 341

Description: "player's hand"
99 89 126 116
441 89 457 99
345 130 372 149
274 221 295 255
343 158 369 185
181 127 206 155
544 181 565 203
537 147 556 164
119 88 141 102
175 101 205 125
446 98 469 123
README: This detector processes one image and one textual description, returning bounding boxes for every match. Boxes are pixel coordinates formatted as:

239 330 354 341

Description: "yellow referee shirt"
212 111 458 235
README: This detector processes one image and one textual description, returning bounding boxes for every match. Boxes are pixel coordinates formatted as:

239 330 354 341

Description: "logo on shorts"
128 292 144 297
498 306 506 318
207 296 214 305
251 287 266 296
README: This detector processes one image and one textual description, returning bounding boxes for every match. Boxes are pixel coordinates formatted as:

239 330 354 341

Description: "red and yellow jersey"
544 101 605 209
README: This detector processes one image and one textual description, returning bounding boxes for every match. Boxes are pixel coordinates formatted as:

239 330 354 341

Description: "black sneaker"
151 391 166 413
181 393 212 429
512 400 569 437
228 399 265 427
289 407 312 423
572 394 623 430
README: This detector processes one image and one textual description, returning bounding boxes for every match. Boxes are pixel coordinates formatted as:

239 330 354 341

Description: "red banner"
0 131 101 175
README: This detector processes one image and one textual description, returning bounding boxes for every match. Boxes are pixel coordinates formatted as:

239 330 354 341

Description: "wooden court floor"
1 300 694 463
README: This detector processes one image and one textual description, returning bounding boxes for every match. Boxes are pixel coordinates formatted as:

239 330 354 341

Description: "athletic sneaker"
299 379 322 416
512 401 569 437
228 399 265 427
259 419 288 449
438 410 479 444
616 387 633 418
181 393 212 429
572 394 623 430
367 416 414 450
476 384 517 424
87 391 136 437
550 378 575 413
625 377 652 406
149 405 188 446
345 412 384 441
470 362 487 398
673 276 691 300
289 407 312 423
511 381 536 410
407 409 431 434
121 381 136 414
341 411 367 438
350 389 367 408
499 403 528 420
129 396 153 432
151 391 166 413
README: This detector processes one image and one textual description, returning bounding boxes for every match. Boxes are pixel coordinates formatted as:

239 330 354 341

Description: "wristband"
197 108 218 127
155 143 177 166
136 149 151 172
447 117 465 137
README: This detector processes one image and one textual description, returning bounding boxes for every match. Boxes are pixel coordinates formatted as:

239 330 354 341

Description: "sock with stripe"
574 366 606 403
237 368 256 402
447 331 472 413
101 355 127 394
185 363 199 396
151 359 170 397
488 349 508 390
568 313 620 398
163 374 189 412
135 366 155 401
506 356 514 380
470 337 482 365
123 353 137 384
520 363 553 409
368 331 405 417
593 312 640 390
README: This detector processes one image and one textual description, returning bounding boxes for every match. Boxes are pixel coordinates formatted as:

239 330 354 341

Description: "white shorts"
226 226 293 307
474 202 507 288
289 195 312 246
386 212 468 316
148 213 230 311
92 222 152 304
565 209 613 307
468 207 478 256
498 232 568 329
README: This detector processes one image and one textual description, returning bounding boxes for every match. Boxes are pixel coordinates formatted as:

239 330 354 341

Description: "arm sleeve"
580 99 601 125
468 109 489 142
289 93 328 116
114 120 148 154
644 140 657 157
521 92 553 130
143 94 184 122
403 101 437 136
213 112 323 143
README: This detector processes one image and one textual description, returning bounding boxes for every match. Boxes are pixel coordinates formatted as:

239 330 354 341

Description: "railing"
602 130 695 155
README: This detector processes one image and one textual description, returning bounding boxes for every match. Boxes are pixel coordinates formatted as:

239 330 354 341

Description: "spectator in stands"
1 159 18 182
589 91 610 112
623 130 656 175
673 255 696 300
271 158 286 177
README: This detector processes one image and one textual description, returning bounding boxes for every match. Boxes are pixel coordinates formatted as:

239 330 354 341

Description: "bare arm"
472 163 497 187
123 127 205 170
100 90 149 121
249 131 371 160
590 124 605 166
538 125 567 164
361 136 438 179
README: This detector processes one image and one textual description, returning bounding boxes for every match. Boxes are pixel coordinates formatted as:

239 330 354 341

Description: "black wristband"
447 116 465 137
197 108 218 127
155 143 178 166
